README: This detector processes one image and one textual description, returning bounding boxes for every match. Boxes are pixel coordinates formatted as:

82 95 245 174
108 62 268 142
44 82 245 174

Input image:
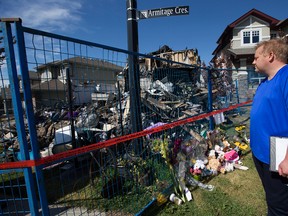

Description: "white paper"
213 112 225 125
270 136 288 172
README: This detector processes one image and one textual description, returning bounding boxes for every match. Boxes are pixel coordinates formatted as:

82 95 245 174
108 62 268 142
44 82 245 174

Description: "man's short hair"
255 39 288 63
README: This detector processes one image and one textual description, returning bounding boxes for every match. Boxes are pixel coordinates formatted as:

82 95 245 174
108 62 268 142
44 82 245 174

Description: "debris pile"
0 63 236 160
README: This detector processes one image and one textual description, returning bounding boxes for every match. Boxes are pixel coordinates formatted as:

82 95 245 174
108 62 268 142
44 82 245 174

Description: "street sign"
138 6 189 19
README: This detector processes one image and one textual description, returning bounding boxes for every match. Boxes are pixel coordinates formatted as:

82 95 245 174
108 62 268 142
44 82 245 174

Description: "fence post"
1 18 41 215
207 68 214 130
66 67 76 149
14 19 50 215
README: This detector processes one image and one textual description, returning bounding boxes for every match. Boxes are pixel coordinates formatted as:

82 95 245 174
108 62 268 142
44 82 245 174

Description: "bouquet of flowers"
151 133 215 205
153 137 191 203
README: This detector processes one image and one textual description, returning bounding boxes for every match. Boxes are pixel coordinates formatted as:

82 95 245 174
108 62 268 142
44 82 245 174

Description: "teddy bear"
206 158 221 174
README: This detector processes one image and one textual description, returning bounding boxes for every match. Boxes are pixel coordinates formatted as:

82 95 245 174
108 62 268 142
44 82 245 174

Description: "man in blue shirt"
250 38 288 216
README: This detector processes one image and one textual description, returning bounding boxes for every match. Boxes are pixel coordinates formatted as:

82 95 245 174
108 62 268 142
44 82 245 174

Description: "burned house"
123 45 211 124
130 45 202 91
140 45 201 72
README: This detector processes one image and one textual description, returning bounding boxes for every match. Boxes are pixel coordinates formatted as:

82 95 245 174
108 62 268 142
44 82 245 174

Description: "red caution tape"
0 100 252 170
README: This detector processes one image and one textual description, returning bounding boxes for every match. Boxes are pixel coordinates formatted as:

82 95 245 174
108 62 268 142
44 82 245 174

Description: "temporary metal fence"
0 18 252 215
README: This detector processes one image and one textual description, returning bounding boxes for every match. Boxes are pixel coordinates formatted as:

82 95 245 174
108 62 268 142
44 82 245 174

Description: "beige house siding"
238 18 251 27
70 65 117 85
262 27 271 38
231 31 241 48
251 16 265 26
231 16 270 50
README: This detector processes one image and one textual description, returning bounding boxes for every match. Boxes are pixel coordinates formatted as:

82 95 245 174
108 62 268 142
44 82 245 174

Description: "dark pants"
253 154 288 216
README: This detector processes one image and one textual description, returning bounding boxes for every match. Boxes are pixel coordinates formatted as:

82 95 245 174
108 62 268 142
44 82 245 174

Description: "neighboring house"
212 8 288 71
0 86 13 114
31 57 123 108
19 71 41 87
0 71 41 114
212 8 288 101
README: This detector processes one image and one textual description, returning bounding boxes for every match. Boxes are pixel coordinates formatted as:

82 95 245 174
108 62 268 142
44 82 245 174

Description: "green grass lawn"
157 151 267 216
156 106 268 216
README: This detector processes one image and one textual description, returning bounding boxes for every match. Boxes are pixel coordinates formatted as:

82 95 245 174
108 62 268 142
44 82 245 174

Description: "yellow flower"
234 141 248 150
156 193 168 206
235 125 246 132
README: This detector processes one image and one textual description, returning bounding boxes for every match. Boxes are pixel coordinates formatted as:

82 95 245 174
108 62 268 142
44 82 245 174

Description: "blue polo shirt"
250 65 288 164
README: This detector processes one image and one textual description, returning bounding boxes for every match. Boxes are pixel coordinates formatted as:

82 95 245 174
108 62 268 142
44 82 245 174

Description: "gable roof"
217 9 279 44
228 9 278 30
213 9 280 55
30 79 67 91
36 56 123 72
18 71 41 81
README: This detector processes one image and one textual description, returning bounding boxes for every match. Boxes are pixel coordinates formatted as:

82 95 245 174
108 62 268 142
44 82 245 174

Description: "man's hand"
278 148 288 177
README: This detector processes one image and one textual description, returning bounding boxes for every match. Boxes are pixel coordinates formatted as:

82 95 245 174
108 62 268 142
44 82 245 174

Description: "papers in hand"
270 136 288 172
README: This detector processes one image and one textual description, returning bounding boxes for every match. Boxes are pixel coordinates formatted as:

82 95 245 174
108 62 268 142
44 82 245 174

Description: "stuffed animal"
190 160 205 175
194 160 205 170
208 150 216 159
207 158 221 173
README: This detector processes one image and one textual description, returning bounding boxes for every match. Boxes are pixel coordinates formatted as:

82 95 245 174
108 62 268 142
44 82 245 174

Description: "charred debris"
0 45 235 159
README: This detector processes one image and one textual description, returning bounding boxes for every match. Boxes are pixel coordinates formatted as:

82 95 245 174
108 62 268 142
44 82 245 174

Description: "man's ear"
268 52 275 62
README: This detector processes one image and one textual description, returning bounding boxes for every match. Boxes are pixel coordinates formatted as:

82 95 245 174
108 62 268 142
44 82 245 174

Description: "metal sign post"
126 0 143 155
126 1 189 154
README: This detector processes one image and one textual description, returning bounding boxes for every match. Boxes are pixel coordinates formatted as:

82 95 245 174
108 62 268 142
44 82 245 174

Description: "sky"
0 0 288 64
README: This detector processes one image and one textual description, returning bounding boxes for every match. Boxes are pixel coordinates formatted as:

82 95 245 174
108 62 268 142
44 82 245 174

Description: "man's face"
252 46 268 73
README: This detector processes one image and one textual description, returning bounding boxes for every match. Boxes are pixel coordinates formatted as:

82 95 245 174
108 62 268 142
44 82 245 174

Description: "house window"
270 33 277 39
243 30 260 44
252 31 259 43
243 31 250 44
50 66 60 79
